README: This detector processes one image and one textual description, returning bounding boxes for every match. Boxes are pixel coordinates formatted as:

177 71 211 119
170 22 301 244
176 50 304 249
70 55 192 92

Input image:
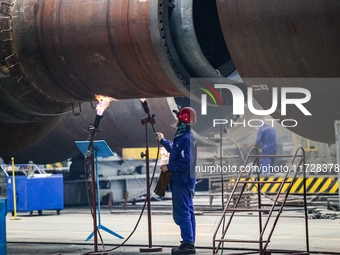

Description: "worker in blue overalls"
155 107 197 255
254 123 277 174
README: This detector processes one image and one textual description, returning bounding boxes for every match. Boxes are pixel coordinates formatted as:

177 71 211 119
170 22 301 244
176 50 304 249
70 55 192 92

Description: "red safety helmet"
176 107 197 124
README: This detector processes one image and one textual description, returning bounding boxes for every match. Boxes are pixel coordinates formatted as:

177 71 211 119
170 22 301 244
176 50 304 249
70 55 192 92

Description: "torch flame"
95 95 117 116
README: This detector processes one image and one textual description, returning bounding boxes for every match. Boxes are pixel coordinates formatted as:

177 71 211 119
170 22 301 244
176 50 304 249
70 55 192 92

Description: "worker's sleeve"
167 137 191 172
160 138 173 153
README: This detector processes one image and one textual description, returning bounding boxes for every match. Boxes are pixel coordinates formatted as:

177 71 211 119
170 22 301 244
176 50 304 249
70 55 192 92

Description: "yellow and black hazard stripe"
248 177 339 195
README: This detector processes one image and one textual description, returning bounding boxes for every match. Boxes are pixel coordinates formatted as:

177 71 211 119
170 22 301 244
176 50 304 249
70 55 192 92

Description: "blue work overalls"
255 123 277 173
160 131 197 244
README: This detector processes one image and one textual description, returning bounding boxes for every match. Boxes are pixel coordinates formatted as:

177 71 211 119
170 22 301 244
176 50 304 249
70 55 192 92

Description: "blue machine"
1 164 64 215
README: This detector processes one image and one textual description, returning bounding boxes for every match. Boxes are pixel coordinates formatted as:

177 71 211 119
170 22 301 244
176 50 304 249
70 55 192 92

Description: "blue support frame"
75 140 124 241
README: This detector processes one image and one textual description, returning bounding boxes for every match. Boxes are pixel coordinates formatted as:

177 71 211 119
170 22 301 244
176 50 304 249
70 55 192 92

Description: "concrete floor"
5 195 340 255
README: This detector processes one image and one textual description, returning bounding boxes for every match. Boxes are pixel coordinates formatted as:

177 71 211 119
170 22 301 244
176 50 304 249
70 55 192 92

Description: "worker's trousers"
260 149 277 174
171 185 196 244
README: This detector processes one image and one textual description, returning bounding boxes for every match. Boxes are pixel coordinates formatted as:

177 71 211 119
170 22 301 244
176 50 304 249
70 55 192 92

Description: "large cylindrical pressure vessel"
217 0 340 143
0 0 236 156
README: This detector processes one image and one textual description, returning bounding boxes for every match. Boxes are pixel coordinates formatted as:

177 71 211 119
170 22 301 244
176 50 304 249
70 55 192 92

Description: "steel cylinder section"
0 0 235 155
217 0 340 78
217 0 340 143
35 0 187 100
168 0 234 79
6 0 187 103
166 0 241 104
5 0 238 104
1 0 195 117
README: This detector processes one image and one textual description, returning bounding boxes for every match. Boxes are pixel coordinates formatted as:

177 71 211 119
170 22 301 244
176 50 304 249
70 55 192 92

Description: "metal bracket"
0 1 13 17
5 51 18 68
16 74 25 82
0 27 11 32
1 1 13 6
1 27 12 42
89 101 96 109
71 102 82 116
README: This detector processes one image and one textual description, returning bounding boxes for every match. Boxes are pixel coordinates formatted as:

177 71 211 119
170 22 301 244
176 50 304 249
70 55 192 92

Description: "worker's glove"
156 132 164 141
154 171 172 197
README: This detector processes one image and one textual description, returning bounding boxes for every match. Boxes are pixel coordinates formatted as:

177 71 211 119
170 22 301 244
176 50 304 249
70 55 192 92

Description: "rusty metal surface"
16 0 184 101
0 0 201 156
217 0 340 78
217 0 340 142
1 0 241 157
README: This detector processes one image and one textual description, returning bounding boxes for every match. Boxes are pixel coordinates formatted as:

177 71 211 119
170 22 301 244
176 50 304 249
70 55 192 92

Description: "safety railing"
212 147 310 255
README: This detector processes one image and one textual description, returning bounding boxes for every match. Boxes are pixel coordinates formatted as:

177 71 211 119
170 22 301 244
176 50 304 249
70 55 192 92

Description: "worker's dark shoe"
171 242 196 254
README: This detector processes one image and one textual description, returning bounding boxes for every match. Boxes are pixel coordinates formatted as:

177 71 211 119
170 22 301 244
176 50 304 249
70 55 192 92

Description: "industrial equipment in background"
62 153 161 207
49 115 340 208
1 162 64 216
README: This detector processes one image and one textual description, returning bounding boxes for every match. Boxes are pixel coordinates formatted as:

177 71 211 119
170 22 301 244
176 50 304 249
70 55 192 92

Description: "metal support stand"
10 157 20 221
89 151 98 252
139 108 162 253
85 147 124 242
76 137 124 253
